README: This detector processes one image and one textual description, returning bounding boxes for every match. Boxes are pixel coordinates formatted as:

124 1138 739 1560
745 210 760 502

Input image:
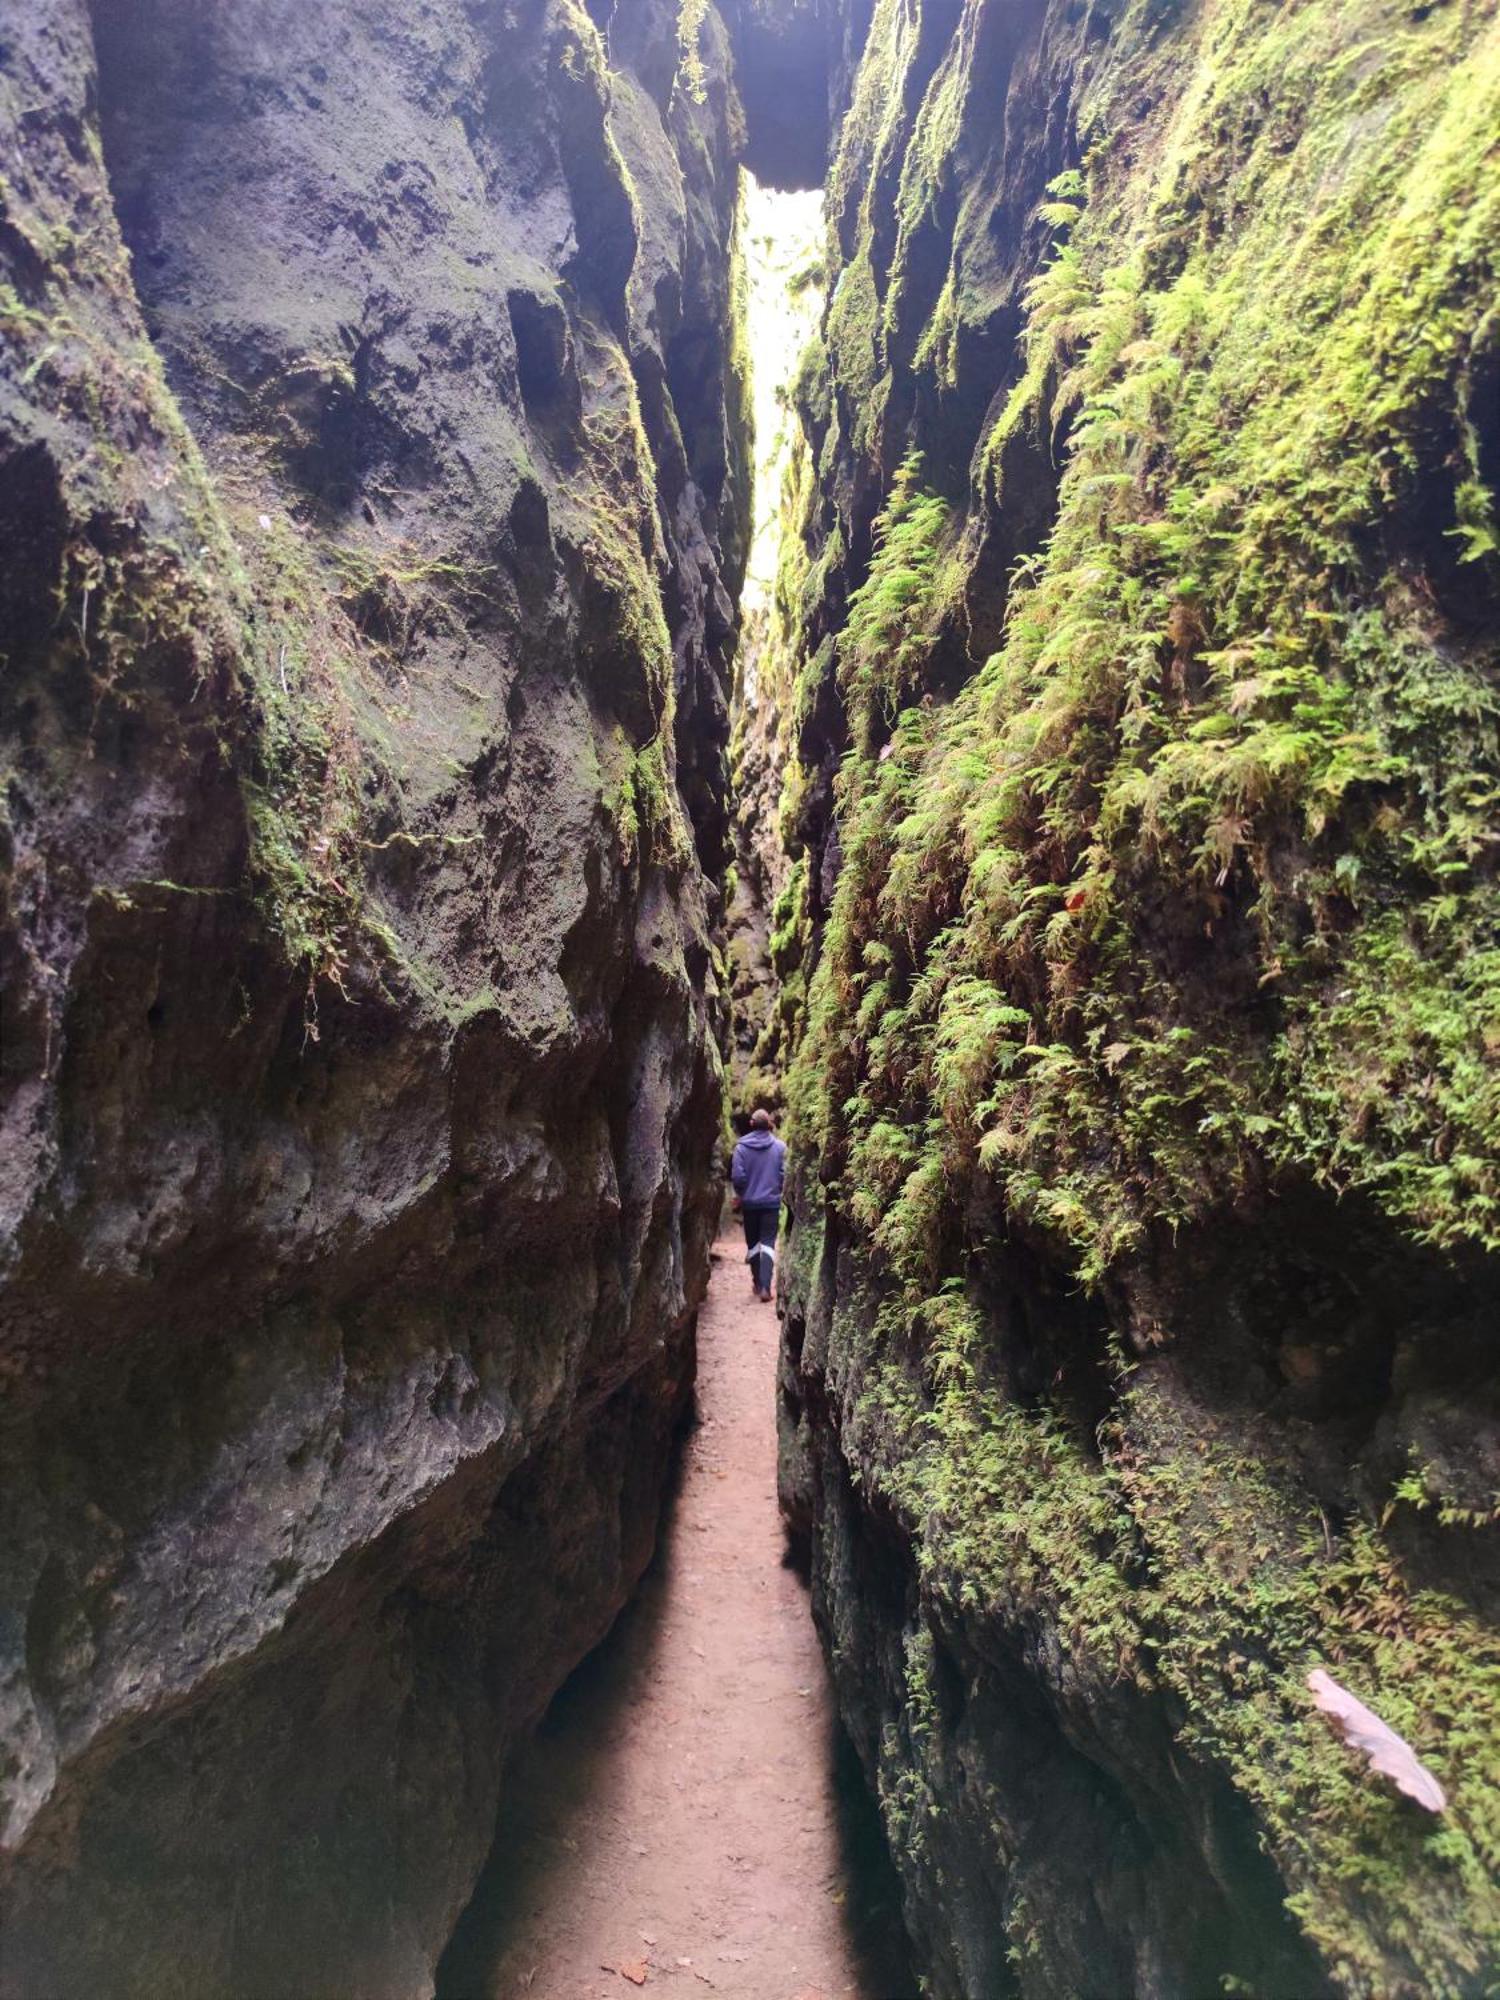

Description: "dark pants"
742 1204 779 1292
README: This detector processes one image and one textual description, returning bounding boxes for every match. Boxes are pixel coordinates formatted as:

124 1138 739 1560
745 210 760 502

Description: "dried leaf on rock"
1306 1668 1446 1812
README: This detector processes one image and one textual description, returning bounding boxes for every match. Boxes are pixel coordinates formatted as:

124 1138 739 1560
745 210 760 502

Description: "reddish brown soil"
437 1233 912 2000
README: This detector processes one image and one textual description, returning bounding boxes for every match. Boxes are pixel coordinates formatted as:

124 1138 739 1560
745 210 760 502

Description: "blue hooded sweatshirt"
731 1128 786 1209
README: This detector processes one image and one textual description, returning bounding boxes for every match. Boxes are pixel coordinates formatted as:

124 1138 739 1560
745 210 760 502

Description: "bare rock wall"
0 2 747 1992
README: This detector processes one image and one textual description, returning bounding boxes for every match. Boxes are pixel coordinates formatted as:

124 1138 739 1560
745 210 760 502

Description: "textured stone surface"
0 2 745 1992
769 0 1500 1994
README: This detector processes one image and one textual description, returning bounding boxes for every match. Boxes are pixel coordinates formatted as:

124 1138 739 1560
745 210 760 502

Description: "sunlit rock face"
0 3 746 1992
768 0 1500 1994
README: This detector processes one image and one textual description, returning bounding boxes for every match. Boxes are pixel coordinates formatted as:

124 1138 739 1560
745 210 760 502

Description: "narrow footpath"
438 1232 910 2000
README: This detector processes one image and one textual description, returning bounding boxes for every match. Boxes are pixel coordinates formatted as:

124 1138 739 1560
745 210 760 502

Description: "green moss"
776 0 1500 1986
675 0 710 106
797 0 1500 1262
1122 1393 1500 1996
838 456 953 751
574 368 676 720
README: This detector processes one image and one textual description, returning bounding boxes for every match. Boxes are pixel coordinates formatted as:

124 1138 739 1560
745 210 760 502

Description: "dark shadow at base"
781 1526 813 1583
827 1711 919 1998
434 1425 693 2000
435 1398 916 2000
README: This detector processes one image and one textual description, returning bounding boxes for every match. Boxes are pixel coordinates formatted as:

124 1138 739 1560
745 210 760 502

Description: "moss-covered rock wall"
0 3 747 1992
6 0 1499 1988
770 0 1500 1991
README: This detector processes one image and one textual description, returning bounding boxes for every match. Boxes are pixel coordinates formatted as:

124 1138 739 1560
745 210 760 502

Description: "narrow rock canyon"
2 2 1498 1996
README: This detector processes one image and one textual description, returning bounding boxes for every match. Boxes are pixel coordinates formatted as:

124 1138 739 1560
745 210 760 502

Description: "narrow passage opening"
727 174 825 1116
740 174 825 640
434 176 911 2000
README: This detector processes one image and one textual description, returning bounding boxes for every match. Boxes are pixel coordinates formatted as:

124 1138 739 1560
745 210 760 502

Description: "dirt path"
437 1232 910 2000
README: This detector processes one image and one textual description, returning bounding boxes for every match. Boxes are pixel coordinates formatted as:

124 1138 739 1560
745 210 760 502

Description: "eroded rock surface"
767 0 1500 1994
0 3 746 1992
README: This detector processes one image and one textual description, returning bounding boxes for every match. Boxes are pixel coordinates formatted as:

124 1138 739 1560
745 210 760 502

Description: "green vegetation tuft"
838 456 952 752
676 0 710 106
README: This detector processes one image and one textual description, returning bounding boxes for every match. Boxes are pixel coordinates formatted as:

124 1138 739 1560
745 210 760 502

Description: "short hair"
751 1107 773 1131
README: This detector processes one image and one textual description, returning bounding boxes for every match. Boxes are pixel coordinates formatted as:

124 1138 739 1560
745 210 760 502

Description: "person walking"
730 1108 786 1304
